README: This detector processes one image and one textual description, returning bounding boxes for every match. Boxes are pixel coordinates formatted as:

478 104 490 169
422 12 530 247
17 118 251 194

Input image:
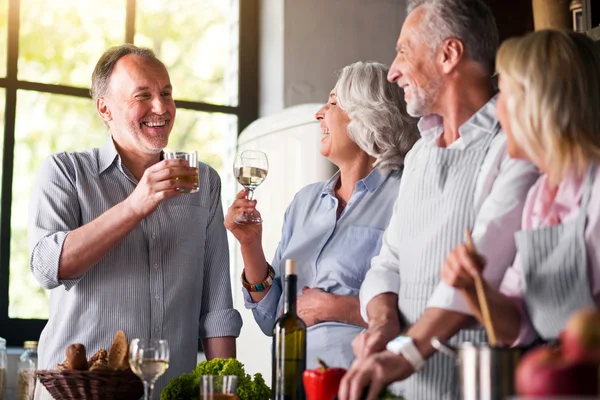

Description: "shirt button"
154 264 159 270
154 327 160 333
155 295 160 301
151 233 156 239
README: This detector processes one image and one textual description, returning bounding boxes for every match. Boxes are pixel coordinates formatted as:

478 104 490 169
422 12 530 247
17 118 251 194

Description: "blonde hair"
496 30 600 185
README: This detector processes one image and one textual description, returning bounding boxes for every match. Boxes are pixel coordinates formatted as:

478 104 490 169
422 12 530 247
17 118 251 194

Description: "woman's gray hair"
91 44 159 101
335 61 420 172
408 0 499 75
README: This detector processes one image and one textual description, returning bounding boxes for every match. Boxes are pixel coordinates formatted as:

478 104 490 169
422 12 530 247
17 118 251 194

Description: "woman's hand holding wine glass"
232 150 268 225
224 189 263 246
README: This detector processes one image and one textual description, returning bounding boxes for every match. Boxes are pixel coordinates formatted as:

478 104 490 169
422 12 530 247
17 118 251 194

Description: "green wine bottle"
272 259 307 400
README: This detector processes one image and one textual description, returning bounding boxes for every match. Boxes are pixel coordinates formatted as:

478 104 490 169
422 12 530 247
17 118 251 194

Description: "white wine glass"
129 338 170 400
233 150 269 224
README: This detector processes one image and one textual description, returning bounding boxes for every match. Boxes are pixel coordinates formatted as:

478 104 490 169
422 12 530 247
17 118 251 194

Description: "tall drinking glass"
129 338 170 400
233 150 268 224
164 150 199 193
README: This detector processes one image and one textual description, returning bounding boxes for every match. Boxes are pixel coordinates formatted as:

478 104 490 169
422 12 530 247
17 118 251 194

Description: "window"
0 0 258 346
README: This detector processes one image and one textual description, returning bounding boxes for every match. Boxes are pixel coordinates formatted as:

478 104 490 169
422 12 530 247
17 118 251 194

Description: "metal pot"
432 337 523 400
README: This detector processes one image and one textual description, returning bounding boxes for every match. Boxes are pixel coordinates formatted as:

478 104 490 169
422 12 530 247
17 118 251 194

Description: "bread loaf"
87 348 108 369
65 344 88 371
107 330 129 370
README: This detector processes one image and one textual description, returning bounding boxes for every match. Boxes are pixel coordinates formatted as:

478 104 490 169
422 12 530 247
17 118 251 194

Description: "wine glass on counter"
129 338 170 400
233 150 269 224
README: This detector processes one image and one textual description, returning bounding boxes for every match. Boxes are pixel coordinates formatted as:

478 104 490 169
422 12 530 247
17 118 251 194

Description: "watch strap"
386 336 426 372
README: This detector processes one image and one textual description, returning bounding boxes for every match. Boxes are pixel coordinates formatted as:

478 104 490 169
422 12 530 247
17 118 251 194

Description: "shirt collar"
532 169 586 223
321 168 389 197
459 94 499 137
98 136 119 174
416 94 500 144
361 167 388 192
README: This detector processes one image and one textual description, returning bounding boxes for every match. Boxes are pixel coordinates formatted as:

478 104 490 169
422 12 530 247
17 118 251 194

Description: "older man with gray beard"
338 1 539 399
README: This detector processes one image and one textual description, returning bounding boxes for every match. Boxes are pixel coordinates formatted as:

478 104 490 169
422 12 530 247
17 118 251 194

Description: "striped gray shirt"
28 136 242 394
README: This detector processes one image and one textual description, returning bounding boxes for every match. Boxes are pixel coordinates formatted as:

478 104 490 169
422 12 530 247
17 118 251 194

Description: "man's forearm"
202 337 236 360
367 293 402 329
324 295 368 328
59 200 144 279
407 308 475 359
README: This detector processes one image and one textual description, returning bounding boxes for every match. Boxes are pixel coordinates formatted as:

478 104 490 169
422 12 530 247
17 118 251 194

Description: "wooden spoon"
465 229 497 347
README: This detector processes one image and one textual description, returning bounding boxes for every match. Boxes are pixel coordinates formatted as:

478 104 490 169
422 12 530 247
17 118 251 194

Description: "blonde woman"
441 30 600 346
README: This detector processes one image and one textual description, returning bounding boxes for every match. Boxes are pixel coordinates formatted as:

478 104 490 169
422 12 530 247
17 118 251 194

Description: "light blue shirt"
243 167 401 369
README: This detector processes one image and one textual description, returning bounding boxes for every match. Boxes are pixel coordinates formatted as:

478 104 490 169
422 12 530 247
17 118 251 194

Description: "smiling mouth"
142 120 168 128
321 128 330 140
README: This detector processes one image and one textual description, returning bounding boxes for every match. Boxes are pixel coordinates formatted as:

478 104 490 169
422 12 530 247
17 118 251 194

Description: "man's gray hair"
408 0 499 75
335 61 420 173
91 44 159 100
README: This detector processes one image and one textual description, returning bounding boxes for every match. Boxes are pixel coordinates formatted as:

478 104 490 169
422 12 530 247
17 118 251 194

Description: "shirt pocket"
169 204 209 257
334 225 384 286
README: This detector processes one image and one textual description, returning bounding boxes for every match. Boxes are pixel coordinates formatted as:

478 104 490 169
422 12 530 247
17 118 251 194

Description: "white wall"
260 0 409 117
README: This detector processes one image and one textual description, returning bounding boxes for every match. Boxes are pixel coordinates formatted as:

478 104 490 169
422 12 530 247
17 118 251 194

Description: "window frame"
0 0 258 346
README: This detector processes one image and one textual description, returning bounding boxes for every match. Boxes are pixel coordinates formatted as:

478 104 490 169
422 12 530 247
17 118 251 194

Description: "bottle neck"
284 274 297 315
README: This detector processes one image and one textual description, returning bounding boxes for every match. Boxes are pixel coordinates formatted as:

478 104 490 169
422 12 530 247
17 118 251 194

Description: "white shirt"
360 97 540 320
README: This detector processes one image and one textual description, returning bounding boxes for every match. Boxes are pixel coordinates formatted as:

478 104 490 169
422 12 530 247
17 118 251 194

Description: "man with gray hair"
30 44 242 399
338 1 539 399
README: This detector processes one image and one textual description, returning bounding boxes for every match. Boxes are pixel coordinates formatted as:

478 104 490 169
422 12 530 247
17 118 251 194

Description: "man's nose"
388 65 402 83
152 96 168 113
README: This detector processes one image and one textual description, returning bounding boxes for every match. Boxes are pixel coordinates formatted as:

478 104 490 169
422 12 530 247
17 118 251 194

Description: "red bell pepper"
302 358 347 400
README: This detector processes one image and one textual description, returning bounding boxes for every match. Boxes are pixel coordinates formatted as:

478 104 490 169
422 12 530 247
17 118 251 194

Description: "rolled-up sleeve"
359 194 402 322
427 154 540 314
28 155 83 290
199 170 242 338
243 277 282 336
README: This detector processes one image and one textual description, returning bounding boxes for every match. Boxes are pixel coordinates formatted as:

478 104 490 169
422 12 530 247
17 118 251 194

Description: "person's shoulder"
41 147 101 177
196 161 223 194
197 160 219 178
48 147 101 166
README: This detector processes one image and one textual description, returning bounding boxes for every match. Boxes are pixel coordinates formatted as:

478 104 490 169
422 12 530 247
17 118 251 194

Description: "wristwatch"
386 335 426 372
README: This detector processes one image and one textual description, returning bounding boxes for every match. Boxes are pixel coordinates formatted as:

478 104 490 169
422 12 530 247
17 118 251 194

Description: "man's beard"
406 82 440 117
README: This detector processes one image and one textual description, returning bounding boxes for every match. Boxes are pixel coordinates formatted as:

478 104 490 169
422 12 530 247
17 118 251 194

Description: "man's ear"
96 97 112 122
440 38 464 74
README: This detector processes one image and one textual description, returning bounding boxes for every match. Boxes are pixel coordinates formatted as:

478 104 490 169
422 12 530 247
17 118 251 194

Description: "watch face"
390 335 412 346
386 335 413 354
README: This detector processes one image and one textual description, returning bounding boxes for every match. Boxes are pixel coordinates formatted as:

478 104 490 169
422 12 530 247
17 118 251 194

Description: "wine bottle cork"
285 259 296 275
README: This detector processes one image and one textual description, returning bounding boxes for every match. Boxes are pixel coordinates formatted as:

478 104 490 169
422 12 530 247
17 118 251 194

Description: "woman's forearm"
461 282 522 345
324 294 368 328
240 242 271 302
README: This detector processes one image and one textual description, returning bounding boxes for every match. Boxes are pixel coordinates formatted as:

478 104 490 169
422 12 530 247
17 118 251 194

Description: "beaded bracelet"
241 265 276 292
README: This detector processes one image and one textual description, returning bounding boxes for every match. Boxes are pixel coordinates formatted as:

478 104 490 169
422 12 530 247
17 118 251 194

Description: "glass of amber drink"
200 375 238 399
164 150 199 193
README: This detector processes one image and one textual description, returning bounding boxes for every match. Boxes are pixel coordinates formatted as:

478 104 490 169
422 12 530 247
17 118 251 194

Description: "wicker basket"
37 369 144 400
